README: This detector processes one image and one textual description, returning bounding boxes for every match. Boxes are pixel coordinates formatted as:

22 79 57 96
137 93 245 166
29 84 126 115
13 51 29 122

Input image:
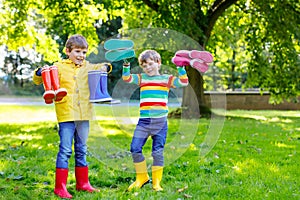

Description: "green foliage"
121 0 205 43
0 0 299 107
0 0 60 61
41 0 109 58
207 4 250 91
207 0 299 102
0 0 109 62
245 0 300 102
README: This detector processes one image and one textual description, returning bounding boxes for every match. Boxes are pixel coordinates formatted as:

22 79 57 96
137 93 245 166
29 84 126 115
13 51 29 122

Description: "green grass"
0 105 299 199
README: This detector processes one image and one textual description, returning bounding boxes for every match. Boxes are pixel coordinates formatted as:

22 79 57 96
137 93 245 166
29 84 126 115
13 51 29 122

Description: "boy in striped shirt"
122 50 188 191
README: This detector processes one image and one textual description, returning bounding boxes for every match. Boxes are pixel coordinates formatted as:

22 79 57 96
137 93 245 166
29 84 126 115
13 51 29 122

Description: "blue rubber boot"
100 72 113 101
88 71 112 102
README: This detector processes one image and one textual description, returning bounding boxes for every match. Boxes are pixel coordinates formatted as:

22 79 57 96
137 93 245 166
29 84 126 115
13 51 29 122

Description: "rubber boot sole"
190 59 209 73
105 49 136 62
104 39 134 50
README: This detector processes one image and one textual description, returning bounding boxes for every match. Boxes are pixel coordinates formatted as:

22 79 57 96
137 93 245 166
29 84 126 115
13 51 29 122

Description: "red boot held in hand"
41 66 55 104
75 166 99 192
50 66 67 102
54 168 73 199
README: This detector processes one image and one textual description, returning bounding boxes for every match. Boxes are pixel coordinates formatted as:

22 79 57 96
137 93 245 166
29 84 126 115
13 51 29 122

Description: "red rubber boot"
49 66 67 102
75 166 99 192
41 66 55 104
54 168 72 199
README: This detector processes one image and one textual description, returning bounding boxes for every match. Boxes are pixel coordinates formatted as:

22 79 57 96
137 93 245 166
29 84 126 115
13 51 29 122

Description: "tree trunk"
181 66 211 118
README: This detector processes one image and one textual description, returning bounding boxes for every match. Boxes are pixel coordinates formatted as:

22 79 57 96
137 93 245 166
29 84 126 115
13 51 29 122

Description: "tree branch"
205 0 238 42
142 0 159 12
211 0 226 12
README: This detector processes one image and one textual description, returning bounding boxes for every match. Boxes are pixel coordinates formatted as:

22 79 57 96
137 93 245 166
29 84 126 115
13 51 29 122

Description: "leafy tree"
0 0 112 94
0 0 299 116
0 0 60 61
243 0 299 103
108 0 244 116
117 0 299 116
0 0 110 61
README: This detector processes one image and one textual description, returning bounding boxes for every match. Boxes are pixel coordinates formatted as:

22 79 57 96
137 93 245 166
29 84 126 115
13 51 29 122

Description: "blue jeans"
130 117 167 166
56 121 89 169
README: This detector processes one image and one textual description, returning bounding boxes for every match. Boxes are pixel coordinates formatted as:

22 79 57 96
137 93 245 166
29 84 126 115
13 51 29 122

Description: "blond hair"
65 34 88 51
138 50 161 66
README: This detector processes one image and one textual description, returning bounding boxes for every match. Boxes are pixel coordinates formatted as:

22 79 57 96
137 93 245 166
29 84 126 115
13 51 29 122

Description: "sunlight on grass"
189 143 197 151
0 105 141 123
245 115 268 121
232 159 261 174
274 142 296 149
31 144 43 149
268 117 293 123
230 157 295 187
232 165 241 171
227 114 295 123
20 123 54 132
101 128 123 136
269 164 280 173
0 105 56 123
0 134 42 141
225 110 300 118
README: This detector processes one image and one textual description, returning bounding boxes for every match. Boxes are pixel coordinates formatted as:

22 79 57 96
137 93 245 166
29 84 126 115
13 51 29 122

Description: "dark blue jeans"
56 121 89 169
130 117 167 166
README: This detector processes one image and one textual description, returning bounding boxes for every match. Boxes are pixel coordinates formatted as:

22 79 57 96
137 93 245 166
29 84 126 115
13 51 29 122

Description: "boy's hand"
123 57 135 67
123 62 130 67
36 65 49 76
100 63 112 73
36 68 42 76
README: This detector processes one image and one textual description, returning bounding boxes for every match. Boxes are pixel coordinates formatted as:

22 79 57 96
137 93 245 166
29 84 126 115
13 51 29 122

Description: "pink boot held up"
171 55 191 66
189 50 213 63
174 50 190 58
190 59 209 73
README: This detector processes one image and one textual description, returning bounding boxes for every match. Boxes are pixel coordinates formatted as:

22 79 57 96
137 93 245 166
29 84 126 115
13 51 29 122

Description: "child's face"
140 58 161 76
66 48 88 65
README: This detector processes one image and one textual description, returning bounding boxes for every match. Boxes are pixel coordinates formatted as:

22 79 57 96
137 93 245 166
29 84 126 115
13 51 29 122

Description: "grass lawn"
0 105 299 200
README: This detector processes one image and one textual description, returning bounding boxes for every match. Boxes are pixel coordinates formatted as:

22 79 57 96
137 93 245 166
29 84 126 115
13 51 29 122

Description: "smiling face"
66 48 88 65
65 34 89 65
138 50 161 76
140 58 161 76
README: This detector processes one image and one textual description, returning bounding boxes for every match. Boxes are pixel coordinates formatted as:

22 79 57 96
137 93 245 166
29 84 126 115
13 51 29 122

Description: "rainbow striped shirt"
122 66 188 118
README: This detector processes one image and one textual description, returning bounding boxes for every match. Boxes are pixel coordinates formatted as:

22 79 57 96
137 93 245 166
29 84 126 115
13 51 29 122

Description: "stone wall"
204 91 300 110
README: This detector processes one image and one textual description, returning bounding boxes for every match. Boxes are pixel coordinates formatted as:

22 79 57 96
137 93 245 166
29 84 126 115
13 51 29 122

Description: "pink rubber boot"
189 50 213 63
171 55 191 66
175 50 213 63
190 59 209 73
